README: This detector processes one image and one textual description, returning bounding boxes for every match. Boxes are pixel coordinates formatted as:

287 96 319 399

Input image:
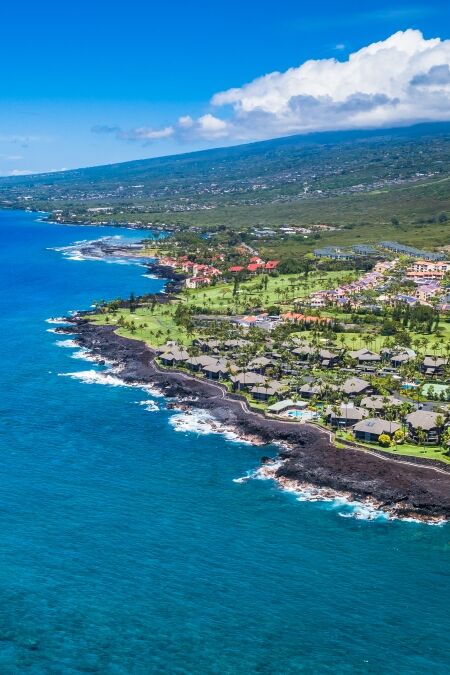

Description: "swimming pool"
401 381 419 390
286 410 317 421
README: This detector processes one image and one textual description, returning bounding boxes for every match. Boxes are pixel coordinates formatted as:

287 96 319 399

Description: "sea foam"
54 339 79 348
46 317 72 325
169 409 251 443
136 399 159 412
59 369 130 387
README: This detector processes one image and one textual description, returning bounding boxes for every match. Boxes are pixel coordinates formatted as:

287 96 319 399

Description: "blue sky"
1 0 450 175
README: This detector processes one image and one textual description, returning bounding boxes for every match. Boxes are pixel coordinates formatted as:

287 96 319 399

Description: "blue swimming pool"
286 409 317 420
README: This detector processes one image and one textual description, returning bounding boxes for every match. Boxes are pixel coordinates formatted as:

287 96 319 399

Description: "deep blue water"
0 210 449 674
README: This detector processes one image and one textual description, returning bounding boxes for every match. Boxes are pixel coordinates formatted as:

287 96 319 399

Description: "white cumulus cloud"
208 29 450 139
94 30 450 146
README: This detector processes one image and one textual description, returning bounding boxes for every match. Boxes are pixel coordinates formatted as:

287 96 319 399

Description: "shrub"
393 429 405 444
378 434 391 447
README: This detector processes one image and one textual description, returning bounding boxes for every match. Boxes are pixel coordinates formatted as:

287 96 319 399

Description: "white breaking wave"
54 339 78 348
45 317 72 325
136 399 159 412
169 409 250 443
54 338 104 363
105 258 146 267
58 367 163 399
52 236 148 267
58 369 132 387
254 462 414 523
70 349 101 362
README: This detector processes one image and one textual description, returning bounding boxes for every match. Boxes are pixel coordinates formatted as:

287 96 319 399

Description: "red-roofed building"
249 256 264 264
265 260 279 270
229 265 244 273
282 312 331 324
247 263 265 272
185 276 211 289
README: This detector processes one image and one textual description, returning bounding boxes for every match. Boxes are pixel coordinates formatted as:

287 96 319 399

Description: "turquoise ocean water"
0 210 449 674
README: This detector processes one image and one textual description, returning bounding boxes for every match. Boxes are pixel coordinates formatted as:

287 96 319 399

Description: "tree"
416 427 427 449
436 415 445 443
442 428 450 453
129 292 136 313
378 434 391 447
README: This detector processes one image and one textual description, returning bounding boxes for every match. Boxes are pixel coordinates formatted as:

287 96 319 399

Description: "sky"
1 0 450 175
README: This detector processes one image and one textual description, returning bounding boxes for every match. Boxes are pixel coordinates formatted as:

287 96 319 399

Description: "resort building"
360 395 402 412
406 260 450 281
341 377 372 397
326 404 368 428
421 356 448 377
353 418 401 443
230 372 266 391
406 410 444 444
349 348 381 365
267 400 308 415
250 381 284 401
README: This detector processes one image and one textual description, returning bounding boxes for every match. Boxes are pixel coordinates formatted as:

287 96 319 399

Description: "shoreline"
57 317 450 523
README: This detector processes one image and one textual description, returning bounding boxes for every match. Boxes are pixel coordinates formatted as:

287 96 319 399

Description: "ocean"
0 209 448 674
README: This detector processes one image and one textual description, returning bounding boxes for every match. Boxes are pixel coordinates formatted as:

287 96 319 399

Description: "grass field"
335 430 450 464
293 325 450 354
91 305 192 347
182 270 356 313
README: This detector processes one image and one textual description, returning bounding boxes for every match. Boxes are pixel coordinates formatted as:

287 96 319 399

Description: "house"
308 295 327 308
383 347 416 368
318 349 340 368
250 380 284 401
159 347 190 366
202 361 229 380
282 312 331 325
247 356 275 374
421 356 448 377
229 265 244 273
264 260 279 271
247 263 263 273
223 338 248 351
353 418 401 443
406 410 444 444
416 283 441 303
230 372 266 391
360 395 402 412
406 260 450 281
185 355 218 372
341 377 372 397
185 276 211 289
298 383 322 399
349 348 381 364
326 404 368 428
267 399 308 414
193 338 221 353
292 344 315 360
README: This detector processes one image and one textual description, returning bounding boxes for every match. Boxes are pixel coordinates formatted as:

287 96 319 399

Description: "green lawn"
335 429 450 464
182 270 356 314
91 305 195 347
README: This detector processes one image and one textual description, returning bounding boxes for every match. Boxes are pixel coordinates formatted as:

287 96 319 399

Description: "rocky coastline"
58 318 450 523
145 262 186 293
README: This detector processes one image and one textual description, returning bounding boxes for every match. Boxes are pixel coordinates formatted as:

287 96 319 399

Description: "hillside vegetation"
1 122 450 252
